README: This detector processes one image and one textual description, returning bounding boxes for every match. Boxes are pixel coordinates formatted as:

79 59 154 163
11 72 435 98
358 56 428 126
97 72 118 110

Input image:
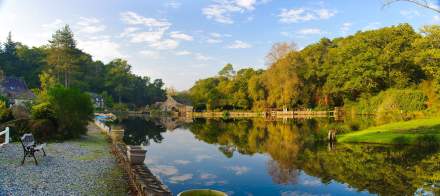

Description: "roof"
0 77 35 99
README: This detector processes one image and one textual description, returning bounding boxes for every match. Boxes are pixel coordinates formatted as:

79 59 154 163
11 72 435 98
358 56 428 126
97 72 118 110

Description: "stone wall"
112 144 172 196
93 119 172 196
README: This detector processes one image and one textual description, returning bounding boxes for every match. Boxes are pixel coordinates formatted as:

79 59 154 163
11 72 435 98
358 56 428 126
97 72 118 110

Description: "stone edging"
112 143 172 196
93 118 172 196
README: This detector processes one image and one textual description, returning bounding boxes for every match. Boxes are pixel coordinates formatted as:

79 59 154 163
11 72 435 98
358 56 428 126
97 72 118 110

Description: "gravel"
0 125 128 196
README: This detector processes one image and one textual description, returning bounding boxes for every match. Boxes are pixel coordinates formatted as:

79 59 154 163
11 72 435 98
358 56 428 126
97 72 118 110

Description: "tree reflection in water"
119 117 440 195
120 116 166 145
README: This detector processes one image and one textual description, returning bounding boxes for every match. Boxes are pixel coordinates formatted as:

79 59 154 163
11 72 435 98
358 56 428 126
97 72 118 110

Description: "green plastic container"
177 189 227 196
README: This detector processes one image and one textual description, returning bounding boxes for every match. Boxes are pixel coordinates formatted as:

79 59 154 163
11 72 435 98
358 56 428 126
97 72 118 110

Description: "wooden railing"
0 127 10 147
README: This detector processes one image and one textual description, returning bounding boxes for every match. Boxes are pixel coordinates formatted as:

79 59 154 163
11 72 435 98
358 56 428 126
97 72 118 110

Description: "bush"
0 101 13 123
11 105 30 119
112 103 128 112
31 86 94 140
414 134 440 148
392 136 411 145
29 119 57 142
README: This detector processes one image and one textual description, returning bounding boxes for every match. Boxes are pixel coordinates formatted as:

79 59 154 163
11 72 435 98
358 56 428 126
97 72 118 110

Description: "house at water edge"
0 75 35 107
88 92 105 109
155 95 193 117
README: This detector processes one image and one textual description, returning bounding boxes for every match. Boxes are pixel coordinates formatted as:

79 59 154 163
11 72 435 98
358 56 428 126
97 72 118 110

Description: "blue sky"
0 0 439 90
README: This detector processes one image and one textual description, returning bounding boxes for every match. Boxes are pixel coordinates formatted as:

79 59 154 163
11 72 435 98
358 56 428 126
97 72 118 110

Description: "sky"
0 0 439 90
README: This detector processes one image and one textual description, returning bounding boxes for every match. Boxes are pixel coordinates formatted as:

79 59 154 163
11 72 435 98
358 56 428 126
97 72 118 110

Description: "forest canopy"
188 24 440 111
0 25 166 109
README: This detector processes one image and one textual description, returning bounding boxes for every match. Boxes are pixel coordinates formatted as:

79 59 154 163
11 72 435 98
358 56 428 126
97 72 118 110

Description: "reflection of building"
156 95 193 117
159 117 193 131
0 76 35 106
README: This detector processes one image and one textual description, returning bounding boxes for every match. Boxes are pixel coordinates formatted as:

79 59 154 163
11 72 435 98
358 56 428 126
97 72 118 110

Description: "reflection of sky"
145 128 373 195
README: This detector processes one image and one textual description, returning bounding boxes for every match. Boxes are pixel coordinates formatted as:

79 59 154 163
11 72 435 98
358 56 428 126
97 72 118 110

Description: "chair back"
20 134 35 148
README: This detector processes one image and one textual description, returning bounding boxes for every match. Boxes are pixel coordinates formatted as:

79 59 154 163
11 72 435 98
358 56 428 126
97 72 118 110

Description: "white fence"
0 127 10 147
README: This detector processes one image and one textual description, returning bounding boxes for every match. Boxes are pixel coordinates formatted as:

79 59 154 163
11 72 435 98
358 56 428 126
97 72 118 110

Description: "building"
0 76 35 106
156 95 193 117
88 92 105 109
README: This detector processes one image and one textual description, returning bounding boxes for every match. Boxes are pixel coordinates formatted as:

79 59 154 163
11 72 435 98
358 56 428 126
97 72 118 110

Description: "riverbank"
338 117 440 145
0 123 128 195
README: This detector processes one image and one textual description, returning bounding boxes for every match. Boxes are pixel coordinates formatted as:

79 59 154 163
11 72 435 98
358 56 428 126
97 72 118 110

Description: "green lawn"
338 118 440 145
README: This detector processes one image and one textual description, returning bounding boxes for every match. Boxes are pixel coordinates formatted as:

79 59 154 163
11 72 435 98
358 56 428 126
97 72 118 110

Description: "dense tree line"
188 24 440 111
0 25 166 109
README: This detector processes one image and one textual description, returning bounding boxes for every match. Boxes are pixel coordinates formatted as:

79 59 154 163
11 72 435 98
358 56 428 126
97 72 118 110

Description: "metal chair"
20 133 46 165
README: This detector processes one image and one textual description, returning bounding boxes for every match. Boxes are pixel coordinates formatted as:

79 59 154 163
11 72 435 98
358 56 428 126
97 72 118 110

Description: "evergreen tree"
47 25 78 87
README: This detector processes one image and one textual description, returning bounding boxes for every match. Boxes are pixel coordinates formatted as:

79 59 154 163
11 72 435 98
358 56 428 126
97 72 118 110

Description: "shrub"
112 103 128 112
11 105 30 119
414 134 440 148
29 119 57 142
392 136 411 145
32 102 56 121
0 101 13 123
31 86 94 140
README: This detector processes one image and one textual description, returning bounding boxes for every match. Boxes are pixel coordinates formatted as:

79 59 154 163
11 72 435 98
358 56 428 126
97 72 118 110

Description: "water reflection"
119 117 440 195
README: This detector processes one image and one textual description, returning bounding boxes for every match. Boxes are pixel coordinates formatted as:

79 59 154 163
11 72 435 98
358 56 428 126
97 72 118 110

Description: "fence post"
5 127 9 144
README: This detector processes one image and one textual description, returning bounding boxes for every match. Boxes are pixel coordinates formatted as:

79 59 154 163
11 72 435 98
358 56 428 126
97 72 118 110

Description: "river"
118 116 440 196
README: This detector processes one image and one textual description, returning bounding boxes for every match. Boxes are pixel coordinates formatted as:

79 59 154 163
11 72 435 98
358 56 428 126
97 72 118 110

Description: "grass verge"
338 117 440 146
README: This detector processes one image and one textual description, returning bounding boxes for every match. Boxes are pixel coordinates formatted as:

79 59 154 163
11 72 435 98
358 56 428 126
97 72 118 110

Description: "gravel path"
0 124 129 196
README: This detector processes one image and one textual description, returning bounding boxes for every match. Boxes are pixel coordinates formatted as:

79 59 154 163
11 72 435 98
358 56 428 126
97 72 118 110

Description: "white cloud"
297 28 322 35
278 8 336 23
200 173 217 179
42 19 65 31
77 36 124 62
433 15 440 22
196 155 212 162
226 166 250 175
207 38 223 44
173 159 191 164
129 30 166 43
149 39 179 50
210 33 222 38
164 1 181 9
340 22 352 34
120 27 140 37
301 179 322 187
362 22 381 31
280 31 290 37
205 32 230 44
120 12 171 45
76 17 106 34
315 8 337 19
400 10 420 18
150 165 178 176
175 50 192 56
227 40 252 49
169 174 193 183
236 0 256 10
170 31 193 41
202 0 258 24
120 11 171 28
140 50 160 59
195 53 213 61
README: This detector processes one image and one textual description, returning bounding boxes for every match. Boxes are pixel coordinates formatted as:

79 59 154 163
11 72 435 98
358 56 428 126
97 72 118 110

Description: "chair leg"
32 152 38 165
21 152 26 165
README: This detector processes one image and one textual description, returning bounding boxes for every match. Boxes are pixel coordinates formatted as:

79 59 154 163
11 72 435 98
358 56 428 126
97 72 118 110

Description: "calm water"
119 117 440 196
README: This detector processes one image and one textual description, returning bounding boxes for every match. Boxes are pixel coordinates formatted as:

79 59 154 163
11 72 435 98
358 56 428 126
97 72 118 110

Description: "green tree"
47 25 79 87
218 63 235 78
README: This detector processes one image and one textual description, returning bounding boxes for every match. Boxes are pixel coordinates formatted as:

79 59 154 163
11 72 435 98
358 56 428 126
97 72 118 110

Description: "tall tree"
4 32 17 57
265 42 297 66
218 63 235 79
47 25 78 87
